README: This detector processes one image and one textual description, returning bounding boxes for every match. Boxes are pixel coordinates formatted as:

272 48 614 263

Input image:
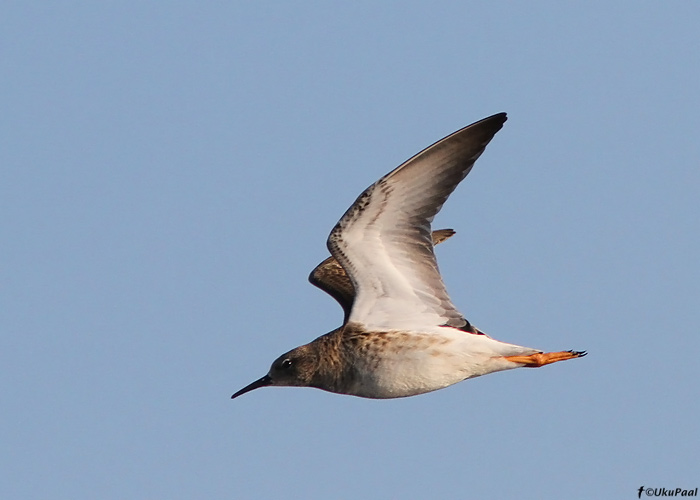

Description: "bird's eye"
280 358 293 369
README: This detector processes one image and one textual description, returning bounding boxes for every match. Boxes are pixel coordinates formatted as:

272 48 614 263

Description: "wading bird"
232 113 585 400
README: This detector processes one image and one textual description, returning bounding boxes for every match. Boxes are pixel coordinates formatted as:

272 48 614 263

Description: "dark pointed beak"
231 375 272 399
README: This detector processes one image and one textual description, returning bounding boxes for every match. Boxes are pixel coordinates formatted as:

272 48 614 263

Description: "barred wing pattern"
327 114 507 331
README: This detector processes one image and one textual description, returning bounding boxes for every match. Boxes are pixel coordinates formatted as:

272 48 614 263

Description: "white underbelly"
346 328 538 399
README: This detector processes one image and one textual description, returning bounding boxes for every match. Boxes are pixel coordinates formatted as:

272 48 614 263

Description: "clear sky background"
2 2 699 499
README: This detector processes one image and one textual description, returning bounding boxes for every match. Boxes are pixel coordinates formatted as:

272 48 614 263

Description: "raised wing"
327 113 507 331
309 229 456 324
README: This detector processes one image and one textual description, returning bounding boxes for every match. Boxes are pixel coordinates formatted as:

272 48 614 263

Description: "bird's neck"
306 327 355 394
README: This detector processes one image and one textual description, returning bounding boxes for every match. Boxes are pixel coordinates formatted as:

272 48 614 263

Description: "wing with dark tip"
327 113 507 331
309 229 457 323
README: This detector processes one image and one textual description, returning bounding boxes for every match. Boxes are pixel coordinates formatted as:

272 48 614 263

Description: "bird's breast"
339 329 485 398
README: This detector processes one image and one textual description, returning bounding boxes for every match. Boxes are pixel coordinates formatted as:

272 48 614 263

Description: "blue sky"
2 2 699 499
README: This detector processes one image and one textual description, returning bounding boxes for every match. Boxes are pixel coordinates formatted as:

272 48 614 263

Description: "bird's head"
231 344 318 399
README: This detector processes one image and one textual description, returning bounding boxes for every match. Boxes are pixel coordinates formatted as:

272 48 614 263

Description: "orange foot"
504 350 587 367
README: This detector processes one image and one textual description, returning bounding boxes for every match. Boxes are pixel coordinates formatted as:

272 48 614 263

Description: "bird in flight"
232 113 585 400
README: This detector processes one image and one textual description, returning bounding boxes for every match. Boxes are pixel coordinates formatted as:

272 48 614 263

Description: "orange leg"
503 350 586 367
